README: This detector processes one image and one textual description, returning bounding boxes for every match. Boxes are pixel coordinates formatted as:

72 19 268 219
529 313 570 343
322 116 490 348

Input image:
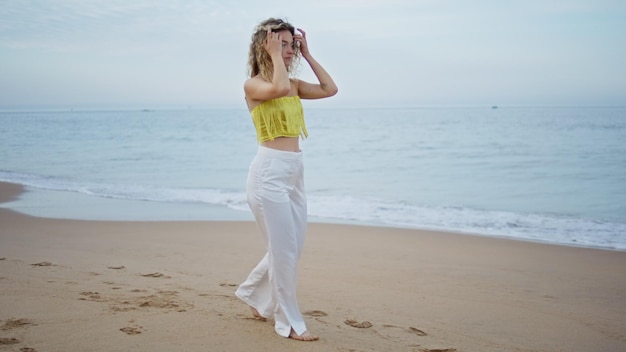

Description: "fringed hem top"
250 96 308 143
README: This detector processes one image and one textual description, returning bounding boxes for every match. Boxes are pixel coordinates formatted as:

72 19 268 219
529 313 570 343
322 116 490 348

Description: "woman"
235 18 338 341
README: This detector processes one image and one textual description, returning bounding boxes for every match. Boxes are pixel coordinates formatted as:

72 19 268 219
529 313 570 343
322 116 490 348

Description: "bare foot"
289 329 319 341
250 307 266 321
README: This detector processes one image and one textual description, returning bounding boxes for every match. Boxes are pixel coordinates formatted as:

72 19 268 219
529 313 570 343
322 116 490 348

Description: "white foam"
2 170 625 250
306 194 626 250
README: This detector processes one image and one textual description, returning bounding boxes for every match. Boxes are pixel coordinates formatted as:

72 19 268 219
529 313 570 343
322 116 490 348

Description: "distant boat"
491 105 498 109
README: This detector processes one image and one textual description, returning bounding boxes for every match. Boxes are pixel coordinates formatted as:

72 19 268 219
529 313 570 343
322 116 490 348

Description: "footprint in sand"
110 304 136 313
108 265 126 270
219 282 237 287
126 290 191 312
420 349 457 352
1 318 35 330
120 326 143 335
20 348 37 352
304 310 328 317
79 291 103 301
303 310 329 324
0 337 20 345
80 288 192 313
344 319 373 328
141 272 170 278
30 261 53 267
382 324 428 336
409 327 428 336
138 293 180 309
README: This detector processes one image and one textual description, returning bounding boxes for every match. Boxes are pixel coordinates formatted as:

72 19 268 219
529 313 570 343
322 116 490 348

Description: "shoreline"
2 181 624 252
0 181 24 203
2 181 626 351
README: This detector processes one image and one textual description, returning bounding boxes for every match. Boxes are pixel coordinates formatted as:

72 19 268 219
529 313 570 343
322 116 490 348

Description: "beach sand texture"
1 182 625 352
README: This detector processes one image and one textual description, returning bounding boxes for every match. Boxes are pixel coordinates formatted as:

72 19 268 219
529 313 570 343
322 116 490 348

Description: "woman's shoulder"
244 75 264 90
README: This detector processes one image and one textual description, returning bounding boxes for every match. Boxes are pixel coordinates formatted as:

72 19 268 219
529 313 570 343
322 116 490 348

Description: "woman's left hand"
294 28 310 57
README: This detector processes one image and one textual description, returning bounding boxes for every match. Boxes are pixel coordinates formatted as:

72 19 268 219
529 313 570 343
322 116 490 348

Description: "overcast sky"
1 0 625 108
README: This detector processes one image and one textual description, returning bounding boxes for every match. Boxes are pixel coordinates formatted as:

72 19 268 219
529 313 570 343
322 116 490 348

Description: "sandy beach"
1 181 625 352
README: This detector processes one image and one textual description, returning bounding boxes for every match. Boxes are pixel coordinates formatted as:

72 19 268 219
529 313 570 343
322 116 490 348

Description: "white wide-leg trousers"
235 146 308 337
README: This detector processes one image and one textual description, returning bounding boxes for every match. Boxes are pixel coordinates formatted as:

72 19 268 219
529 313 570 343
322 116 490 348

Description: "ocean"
1 105 625 250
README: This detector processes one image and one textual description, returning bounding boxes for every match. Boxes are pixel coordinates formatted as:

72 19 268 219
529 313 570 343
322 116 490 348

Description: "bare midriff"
261 136 300 152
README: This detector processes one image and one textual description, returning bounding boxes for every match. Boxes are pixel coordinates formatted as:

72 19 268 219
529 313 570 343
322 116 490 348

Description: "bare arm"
245 30 292 102
294 28 338 99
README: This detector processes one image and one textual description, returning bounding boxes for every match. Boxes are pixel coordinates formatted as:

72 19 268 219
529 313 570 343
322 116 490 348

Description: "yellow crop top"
250 96 308 143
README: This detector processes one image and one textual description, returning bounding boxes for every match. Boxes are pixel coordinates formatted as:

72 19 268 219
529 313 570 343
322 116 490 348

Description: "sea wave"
0 170 247 208
2 170 625 251
306 194 626 250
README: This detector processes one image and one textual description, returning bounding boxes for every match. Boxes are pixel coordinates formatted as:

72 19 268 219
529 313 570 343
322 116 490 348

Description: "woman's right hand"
264 30 282 57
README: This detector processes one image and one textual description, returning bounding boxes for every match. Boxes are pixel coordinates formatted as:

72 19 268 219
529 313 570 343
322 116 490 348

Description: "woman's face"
275 29 295 68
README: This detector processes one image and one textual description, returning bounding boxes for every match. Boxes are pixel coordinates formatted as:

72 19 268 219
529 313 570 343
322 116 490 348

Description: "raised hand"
294 28 310 57
291 27 338 99
264 29 283 57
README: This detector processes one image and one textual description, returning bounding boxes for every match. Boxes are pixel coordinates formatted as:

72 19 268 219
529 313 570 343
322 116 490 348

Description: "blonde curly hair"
248 18 300 81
